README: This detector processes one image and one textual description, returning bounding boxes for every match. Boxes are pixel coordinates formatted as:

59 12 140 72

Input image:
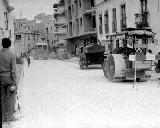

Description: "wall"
147 0 160 54
8 12 15 53
96 0 140 42
0 0 7 49
0 0 15 52
96 0 160 54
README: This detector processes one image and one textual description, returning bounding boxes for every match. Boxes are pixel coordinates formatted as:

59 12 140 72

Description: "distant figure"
26 56 31 67
0 38 17 122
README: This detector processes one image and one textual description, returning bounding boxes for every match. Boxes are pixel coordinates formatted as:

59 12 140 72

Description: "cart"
103 28 160 81
79 44 105 70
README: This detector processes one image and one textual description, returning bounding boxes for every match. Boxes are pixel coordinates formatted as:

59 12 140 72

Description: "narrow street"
12 58 160 128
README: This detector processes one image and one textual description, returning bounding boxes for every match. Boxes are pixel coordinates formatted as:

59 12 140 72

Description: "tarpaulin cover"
84 44 105 53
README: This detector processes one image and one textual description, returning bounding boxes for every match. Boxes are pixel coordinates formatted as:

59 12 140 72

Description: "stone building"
53 0 66 49
0 0 15 52
14 18 40 56
96 0 160 54
34 13 55 50
64 0 97 55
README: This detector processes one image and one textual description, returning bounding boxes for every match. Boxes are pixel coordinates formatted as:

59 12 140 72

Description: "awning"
65 31 97 40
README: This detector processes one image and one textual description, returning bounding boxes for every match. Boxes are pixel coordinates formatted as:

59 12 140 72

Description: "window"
79 0 81 8
120 4 127 29
80 18 82 27
99 14 103 34
38 45 42 49
55 27 58 32
104 10 109 33
46 27 49 33
138 0 148 27
91 0 95 7
16 35 21 40
141 0 147 13
112 8 117 33
4 12 8 30
28 34 30 40
72 5 74 14
93 15 96 29
73 22 75 31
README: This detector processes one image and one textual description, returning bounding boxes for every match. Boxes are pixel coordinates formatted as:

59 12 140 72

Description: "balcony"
54 21 65 25
83 8 96 15
54 10 63 15
55 29 66 35
135 11 149 28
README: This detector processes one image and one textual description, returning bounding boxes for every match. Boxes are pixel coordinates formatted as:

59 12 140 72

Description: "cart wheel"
107 55 115 81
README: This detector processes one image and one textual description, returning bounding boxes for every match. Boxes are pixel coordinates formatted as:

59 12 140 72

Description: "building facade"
0 0 15 52
14 18 39 56
34 13 55 50
53 0 67 49
64 0 97 55
96 0 160 54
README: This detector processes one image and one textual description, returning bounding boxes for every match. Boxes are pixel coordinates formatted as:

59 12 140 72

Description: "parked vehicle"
33 43 49 59
103 28 160 81
79 43 105 70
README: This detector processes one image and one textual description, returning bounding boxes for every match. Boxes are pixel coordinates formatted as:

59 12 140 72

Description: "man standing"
26 52 31 67
27 56 31 67
0 38 17 122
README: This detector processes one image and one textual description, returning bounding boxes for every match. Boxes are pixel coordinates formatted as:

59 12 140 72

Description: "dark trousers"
0 76 16 122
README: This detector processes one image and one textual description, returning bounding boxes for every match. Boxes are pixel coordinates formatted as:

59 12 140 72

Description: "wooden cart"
79 44 105 70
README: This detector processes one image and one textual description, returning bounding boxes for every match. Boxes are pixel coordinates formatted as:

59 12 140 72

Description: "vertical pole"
134 58 137 88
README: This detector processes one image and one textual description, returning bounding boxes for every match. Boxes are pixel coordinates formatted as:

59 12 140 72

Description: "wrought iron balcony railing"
135 11 149 28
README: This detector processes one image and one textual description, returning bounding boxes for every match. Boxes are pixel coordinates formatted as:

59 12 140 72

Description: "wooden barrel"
107 54 126 81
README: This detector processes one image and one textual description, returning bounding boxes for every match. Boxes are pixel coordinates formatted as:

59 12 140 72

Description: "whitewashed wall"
96 0 160 54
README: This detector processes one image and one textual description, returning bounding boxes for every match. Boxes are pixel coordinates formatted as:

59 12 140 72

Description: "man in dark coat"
0 38 17 122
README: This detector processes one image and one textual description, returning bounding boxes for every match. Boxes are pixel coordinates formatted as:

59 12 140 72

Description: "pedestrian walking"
0 38 17 122
27 56 31 67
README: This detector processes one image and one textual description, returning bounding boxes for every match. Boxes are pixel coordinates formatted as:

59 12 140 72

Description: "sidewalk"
2 64 24 128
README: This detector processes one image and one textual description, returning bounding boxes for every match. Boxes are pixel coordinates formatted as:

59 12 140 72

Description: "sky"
10 0 58 20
